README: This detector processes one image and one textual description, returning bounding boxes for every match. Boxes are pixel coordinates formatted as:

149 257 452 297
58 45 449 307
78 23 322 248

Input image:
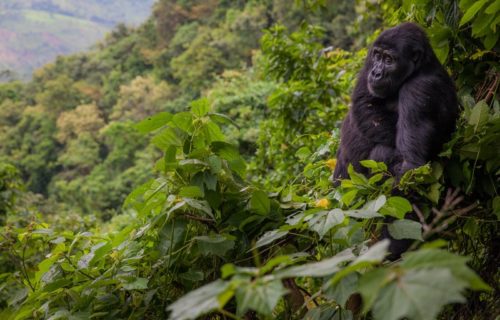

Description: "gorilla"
332 22 459 183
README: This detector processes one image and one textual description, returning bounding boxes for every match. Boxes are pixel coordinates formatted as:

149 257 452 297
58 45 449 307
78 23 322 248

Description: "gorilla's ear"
411 48 423 64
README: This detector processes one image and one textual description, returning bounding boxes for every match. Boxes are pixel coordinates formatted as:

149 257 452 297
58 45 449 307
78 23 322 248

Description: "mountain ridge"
0 0 155 81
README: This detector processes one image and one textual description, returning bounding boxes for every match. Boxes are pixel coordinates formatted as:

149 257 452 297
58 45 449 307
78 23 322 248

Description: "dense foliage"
0 0 498 319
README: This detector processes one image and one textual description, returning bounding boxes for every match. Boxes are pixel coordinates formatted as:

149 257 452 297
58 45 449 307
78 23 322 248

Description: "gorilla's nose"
371 69 382 80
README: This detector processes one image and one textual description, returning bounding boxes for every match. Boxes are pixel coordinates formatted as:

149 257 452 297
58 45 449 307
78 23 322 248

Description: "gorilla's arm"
396 76 438 174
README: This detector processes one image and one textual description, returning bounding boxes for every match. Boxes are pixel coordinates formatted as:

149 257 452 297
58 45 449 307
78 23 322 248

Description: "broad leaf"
400 249 491 291
195 235 235 257
254 230 288 249
123 278 148 290
236 279 287 316
459 0 489 26
325 273 359 308
275 248 355 278
372 269 466 320
308 209 345 239
380 196 412 219
388 219 423 241
191 98 210 117
250 190 270 215
168 280 230 320
135 112 172 133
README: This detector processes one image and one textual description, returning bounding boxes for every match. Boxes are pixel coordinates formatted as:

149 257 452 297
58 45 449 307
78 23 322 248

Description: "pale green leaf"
123 278 149 290
388 220 423 241
275 248 355 278
168 280 230 320
254 230 288 249
236 279 286 316
372 269 466 320
325 273 359 308
400 249 491 291
195 235 235 257
308 209 345 239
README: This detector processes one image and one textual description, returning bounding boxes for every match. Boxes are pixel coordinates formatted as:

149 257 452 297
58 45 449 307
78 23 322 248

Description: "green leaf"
211 142 241 161
345 195 385 219
358 268 391 313
158 220 187 256
168 280 230 320
254 230 288 249
324 273 359 308
295 146 311 161
191 98 210 117
354 240 389 264
135 112 172 133
171 112 194 133
379 196 412 219
195 235 235 257
341 189 358 206
250 190 271 215
179 186 204 198
360 160 386 172
468 100 489 129
372 269 466 320
388 220 423 241
35 256 58 283
152 127 185 149
329 240 390 286
459 0 489 26
123 278 149 290
78 242 110 269
275 248 355 278
485 0 500 14
483 32 498 50
164 145 178 171
208 155 222 174
303 305 337 320
347 164 369 185
184 198 214 218
209 112 239 128
308 209 345 239
400 249 491 291
203 121 225 143
236 279 287 316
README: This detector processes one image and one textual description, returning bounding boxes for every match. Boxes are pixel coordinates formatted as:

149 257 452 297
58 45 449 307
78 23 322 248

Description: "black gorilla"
333 23 459 183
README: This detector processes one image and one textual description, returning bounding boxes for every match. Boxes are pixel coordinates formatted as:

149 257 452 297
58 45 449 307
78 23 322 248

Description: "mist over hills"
0 0 155 81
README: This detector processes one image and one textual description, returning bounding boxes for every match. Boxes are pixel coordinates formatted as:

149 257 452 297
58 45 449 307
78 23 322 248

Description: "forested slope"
0 1 498 319
0 0 155 80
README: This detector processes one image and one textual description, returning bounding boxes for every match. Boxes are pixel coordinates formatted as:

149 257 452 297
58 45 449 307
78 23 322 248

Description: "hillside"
0 0 155 80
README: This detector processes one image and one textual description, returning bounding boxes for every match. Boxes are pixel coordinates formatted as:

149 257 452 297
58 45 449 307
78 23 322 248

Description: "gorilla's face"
367 46 415 98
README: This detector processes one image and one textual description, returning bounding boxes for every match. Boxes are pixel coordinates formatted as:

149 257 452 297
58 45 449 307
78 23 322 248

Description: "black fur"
333 22 458 183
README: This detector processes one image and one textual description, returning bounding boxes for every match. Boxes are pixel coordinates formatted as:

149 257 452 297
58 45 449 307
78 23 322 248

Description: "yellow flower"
315 198 330 208
325 158 337 171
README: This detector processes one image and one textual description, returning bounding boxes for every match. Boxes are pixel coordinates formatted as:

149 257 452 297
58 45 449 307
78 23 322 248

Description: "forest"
0 0 498 319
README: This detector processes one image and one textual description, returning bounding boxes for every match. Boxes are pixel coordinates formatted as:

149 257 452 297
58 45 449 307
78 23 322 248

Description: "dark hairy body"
333 23 459 182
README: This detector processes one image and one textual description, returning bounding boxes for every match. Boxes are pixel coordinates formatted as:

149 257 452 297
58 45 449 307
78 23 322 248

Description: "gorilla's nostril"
371 70 382 80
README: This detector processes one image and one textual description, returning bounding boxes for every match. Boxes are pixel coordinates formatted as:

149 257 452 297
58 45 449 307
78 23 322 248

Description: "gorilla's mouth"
367 80 390 98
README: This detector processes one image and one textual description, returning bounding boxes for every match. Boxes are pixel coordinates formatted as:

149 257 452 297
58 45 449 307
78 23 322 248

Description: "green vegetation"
0 0 498 319
0 0 155 80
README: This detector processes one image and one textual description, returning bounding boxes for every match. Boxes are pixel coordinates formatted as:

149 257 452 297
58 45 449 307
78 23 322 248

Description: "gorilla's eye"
385 56 393 64
374 52 381 61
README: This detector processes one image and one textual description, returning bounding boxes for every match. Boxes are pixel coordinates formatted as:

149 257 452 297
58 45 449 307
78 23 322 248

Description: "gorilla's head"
366 23 432 98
